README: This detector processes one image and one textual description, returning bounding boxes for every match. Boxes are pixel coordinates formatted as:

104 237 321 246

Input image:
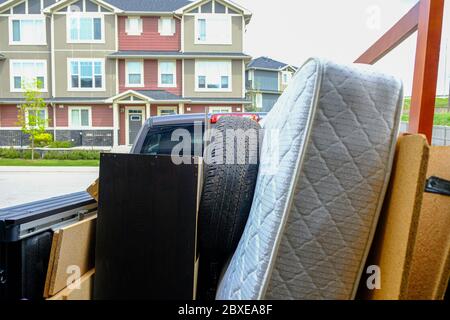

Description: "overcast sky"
233 0 450 96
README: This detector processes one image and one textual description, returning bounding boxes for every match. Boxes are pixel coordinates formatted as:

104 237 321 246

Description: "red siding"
119 59 182 96
55 105 68 127
0 105 19 127
92 105 113 127
118 16 181 51
0 105 56 127
185 104 244 114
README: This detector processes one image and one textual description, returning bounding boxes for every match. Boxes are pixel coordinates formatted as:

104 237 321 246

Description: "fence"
400 122 450 146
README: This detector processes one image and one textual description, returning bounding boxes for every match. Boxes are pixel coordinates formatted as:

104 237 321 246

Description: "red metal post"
409 0 444 143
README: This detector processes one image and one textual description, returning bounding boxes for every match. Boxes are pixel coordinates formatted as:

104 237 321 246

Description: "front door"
127 108 144 145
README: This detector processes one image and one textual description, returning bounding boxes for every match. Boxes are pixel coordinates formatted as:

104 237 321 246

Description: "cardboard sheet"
406 146 450 300
47 269 95 301
44 216 96 298
357 134 430 299
87 179 99 202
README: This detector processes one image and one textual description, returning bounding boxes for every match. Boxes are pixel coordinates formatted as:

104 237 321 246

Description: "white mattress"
216 58 403 300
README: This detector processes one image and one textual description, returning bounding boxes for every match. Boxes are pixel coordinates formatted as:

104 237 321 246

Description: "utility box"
94 154 202 300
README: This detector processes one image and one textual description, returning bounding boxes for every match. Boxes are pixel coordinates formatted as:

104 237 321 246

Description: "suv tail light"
210 113 260 124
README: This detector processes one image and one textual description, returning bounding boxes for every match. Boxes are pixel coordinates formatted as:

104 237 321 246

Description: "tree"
17 80 48 160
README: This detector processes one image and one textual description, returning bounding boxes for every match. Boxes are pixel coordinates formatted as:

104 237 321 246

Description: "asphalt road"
0 166 99 209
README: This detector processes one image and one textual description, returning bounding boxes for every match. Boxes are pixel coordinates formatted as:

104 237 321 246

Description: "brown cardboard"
406 146 450 300
48 269 95 301
44 216 96 298
87 179 99 202
357 134 430 300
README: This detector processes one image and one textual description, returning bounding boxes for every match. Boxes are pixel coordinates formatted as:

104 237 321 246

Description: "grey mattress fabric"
216 58 403 300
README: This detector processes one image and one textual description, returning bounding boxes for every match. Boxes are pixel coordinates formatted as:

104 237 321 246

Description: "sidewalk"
0 166 99 209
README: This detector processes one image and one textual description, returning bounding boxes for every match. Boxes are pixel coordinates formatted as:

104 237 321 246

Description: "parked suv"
130 113 266 156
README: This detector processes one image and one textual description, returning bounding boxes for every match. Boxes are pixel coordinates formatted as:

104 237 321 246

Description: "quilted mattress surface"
216 58 403 300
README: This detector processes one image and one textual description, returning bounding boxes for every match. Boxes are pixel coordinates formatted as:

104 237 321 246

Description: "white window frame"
68 106 92 128
209 106 232 114
158 17 175 36
282 71 292 85
125 60 144 87
24 108 48 128
194 14 232 45
9 14 47 46
67 58 106 92
195 60 232 92
158 60 177 88
256 93 262 109
125 16 143 36
10 59 48 93
66 13 105 44
157 106 178 116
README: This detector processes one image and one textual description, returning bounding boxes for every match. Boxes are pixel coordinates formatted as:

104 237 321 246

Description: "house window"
9 16 46 45
282 71 292 85
158 17 175 36
158 61 176 87
126 17 142 35
195 15 231 44
157 106 178 116
69 59 104 90
68 14 103 42
69 107 91 128
10 60 47 92
126 61 144 87
209 106 232 114
25 109 47 128
197 19 206 41
195 60 231 91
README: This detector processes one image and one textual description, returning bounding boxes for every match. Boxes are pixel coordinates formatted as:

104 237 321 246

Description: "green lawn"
0 158 99 167
403 96 449 111
401 112 450 126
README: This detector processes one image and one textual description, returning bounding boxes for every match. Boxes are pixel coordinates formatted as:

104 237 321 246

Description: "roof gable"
43 0 121 13
248 57 294 71
104 0 192 12
0 0 58 14
176 0 251 16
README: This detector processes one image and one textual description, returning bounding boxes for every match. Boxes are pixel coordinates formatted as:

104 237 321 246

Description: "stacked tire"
197 116 261 300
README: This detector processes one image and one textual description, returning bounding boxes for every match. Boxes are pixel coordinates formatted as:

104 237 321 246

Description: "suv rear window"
140 124 204 157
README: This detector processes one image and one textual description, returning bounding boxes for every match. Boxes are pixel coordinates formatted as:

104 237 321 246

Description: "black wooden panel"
94 154 199 300
0 231 53 300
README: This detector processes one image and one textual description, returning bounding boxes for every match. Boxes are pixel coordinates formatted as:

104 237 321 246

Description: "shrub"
34 133 53 147
21 150 33 159
43 150 101 160
0 148 21 159
48 140 74 149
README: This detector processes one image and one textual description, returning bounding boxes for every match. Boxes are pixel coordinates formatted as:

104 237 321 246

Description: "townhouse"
0 0 252 147
246 56 297 112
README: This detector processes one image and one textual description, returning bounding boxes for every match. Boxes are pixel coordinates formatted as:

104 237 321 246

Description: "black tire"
197 116 261 300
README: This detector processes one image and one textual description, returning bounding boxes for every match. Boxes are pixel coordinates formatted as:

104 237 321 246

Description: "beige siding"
184 59 243 98
53 14 116 51
52 12 116 97
54 51 116 98
0 14 51 98
0 52 52 99
183 15 243 53
0 16 51 51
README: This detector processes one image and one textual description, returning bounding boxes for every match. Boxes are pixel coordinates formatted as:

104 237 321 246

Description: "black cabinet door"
94 154 200 300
